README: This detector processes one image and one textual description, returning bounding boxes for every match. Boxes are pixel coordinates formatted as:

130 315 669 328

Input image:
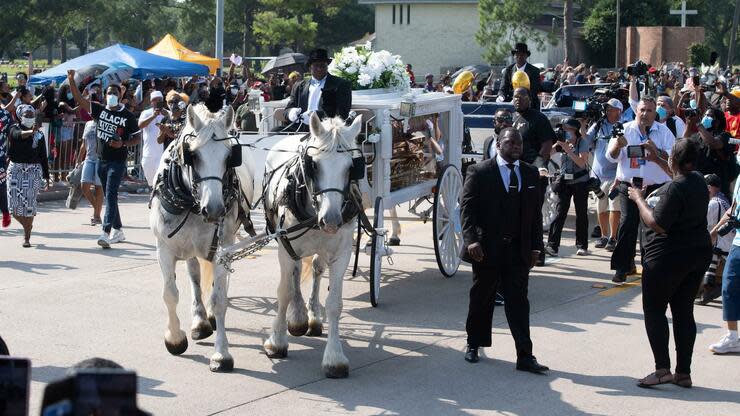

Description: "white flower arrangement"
329 44 410 90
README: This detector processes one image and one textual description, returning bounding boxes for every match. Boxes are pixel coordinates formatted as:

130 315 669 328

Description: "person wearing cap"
498 43 542 108
585 98 623 251
423 73 435 92
284 48 351 131
699 173 733 305
545 118 591 257
139 90 166 187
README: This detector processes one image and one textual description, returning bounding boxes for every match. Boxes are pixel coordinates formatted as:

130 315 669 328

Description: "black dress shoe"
535 251 546 267
464 346 479 363
591 225 602 238
516 355 549 374
612 270 627 284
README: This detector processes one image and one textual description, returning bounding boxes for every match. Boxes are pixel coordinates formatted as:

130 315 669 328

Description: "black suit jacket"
285 74 352 120
482 134 496 161
460 158 544 266
499 62 542 109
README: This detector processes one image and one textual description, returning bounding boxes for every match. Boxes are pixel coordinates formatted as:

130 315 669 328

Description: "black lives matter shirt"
91 102 140 162
641 171 712 264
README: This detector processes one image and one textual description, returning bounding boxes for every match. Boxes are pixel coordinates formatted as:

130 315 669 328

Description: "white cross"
670 0 698 27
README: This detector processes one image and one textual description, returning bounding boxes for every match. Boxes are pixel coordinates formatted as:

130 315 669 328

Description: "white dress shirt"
307 76 327 112
496 153 521 192
605 120 675 186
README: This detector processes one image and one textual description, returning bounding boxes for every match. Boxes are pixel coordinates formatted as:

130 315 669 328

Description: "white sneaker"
108 229 126 244
709 334 740 354
97 232 111 249
576 248 589 256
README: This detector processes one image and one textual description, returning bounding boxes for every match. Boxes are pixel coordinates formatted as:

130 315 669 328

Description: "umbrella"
451 65 492 80
99 62 135 89
261 53 307 75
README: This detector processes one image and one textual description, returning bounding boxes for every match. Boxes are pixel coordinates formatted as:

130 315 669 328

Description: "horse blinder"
350 156 365 181
228 144 242 168
181 142 194 166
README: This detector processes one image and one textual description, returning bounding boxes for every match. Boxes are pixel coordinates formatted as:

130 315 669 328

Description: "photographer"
586 99 623 251
685 108 736 196
606 96 675 284
138 90 166 187
628 138 711 388
545 118 590 256
699 174 733 305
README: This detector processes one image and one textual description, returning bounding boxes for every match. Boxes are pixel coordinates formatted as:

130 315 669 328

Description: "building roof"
358 0 478 4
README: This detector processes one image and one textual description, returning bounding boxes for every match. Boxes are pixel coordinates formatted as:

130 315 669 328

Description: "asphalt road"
2 190 739 415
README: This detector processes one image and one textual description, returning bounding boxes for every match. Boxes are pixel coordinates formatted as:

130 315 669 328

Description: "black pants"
0 179 7 215
642 246 712 374
466 242 533 358
610 183 662 272
547 181 588 250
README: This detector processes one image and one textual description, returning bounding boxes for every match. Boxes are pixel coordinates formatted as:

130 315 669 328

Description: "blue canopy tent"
29 43 209 85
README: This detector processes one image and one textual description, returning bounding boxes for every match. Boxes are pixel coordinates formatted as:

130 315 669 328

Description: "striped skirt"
7 162 43 217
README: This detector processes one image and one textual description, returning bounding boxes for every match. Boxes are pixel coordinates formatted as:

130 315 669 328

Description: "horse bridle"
299 144 365 204
179 133 242 204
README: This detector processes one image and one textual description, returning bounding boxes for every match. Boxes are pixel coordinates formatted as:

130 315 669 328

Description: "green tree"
687 42 711 67
476 0 553 64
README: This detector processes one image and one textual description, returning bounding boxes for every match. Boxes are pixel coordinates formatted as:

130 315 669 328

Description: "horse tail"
300 256 314 283
199 258 215 300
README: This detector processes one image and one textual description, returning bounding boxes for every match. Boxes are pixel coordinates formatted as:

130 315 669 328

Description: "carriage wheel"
433 165 463 278
369 196 383 307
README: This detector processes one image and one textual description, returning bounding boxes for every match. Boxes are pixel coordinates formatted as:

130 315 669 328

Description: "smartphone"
632 176 644 188
41 369 138 416
0 357 31 416
627 145 645 158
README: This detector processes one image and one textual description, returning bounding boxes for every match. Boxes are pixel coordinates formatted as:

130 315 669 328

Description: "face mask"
21 116 35 128
66 92 73 100
690 99 698 109
230 87 239 95
656 106 667 121
701 116 714 130
106 94 119 108
178 101 186 110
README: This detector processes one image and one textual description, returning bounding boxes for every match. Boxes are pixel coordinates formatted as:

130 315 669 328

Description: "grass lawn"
1 60 61 86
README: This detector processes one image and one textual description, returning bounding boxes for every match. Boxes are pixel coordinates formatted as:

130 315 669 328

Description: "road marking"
598 275 642 296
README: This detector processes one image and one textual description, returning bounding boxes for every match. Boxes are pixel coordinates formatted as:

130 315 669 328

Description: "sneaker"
544 246 559 257
590 225 602 238
709 334 740 354
97 233 111 249
576 248 589 256
595 237 608 248
108 229 126 244
2 212 10 228
605 238 617 252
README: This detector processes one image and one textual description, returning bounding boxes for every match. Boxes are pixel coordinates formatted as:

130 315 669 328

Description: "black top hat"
307 48 332 65
511 43 531 57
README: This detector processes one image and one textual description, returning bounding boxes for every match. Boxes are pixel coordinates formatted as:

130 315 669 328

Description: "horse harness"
265 142 370 261
151 134 248 261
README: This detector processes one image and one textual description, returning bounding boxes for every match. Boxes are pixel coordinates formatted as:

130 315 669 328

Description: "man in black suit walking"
284 48 352 131
498 43 542 109
461 128 549 374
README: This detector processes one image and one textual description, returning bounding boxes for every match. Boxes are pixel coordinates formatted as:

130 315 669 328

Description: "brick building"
619 26 705 67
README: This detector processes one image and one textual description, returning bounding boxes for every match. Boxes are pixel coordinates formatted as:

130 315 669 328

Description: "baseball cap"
150 90 163 100
605 98 623 111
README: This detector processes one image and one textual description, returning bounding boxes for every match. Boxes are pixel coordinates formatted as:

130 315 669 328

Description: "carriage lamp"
247 91 262 112
399 94 416 118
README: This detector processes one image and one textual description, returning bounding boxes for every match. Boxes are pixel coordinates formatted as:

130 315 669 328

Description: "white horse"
149 104 242 372
242 113 363 378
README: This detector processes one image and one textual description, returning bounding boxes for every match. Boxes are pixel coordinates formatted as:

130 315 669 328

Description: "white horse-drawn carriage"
148 88 465 376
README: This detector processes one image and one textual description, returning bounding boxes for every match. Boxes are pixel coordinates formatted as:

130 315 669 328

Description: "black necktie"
507 163 519 194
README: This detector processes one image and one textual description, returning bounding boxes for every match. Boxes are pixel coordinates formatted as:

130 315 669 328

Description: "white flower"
345 66 358 75
358 73 373 87
365 41 372 50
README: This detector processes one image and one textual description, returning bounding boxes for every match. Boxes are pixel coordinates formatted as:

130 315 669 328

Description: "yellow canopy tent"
148 34 220 74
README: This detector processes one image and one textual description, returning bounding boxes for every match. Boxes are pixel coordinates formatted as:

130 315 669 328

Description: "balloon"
452 70 474 94
732 88 740 100
512 70 530 90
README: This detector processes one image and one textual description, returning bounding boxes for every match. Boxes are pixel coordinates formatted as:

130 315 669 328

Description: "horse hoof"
306 320 323 337
323 363 349 379
208 316 217 330
191 321 214 340
165 337 188 355
264 342 288 359
209 356 234 373
288 321 309 337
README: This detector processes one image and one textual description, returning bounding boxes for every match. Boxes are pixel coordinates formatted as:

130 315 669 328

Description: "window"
392 5 395 24
400 3 403 24
407 4 410 24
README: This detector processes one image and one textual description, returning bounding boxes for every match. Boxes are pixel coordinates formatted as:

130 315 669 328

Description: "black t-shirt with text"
641 171 711 263
91 102 140 162
513 108 556 168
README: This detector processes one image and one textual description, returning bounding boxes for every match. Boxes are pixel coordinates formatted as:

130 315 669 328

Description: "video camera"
41 368 145 416
718 215 740 237
572 84 626 120
627 60 648 77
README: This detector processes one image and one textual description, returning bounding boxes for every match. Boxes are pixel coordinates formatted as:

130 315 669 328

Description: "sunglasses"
495 116 513 122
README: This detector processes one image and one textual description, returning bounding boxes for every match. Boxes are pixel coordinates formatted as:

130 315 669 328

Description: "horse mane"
309 117 355 153
184 104 230 150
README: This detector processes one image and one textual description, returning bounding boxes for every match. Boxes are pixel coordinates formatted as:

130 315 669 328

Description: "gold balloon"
512 70 530 90
732 88 740 100
453 71 474 94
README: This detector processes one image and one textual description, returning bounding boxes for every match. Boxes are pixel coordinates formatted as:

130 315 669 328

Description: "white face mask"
21 116 36 128
106 94 119 108
230 87 239 95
